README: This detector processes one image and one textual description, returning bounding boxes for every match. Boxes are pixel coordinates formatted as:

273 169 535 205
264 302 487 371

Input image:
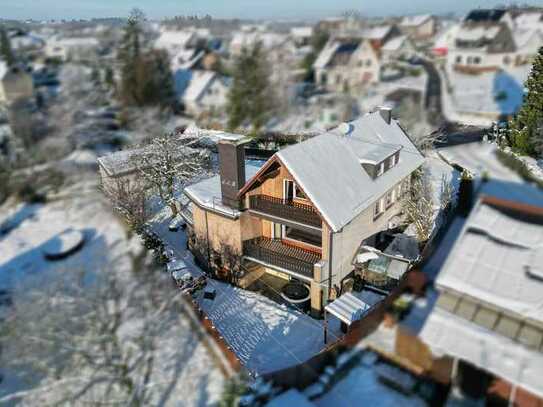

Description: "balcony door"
283 179 294 203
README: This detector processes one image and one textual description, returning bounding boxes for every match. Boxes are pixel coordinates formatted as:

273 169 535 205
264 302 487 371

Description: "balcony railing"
248 195 322 228
243 237 320 279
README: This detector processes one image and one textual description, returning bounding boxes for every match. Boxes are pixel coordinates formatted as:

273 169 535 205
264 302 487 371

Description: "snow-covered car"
167 259 189 274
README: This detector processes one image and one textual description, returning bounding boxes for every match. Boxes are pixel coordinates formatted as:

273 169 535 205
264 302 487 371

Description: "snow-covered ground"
150 207 343 376
440 65 530 127
437 142 521 181
0 180 225 406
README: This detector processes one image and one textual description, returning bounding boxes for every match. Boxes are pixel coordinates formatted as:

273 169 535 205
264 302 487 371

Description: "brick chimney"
218 135 250 210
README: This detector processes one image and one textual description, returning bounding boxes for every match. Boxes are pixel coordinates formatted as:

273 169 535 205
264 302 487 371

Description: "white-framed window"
386 191 393 207
374 198 384 217
390 153 397 167
396 184 402 198
294 184 307 200
377 161 385 176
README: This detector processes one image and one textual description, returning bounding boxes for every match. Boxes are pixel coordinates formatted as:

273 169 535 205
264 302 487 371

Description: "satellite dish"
338 122 353 136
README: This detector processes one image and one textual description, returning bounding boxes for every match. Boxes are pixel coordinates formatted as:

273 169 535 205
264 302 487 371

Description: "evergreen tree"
509 46 543 157
227 42 273 134
117 9 174 109
118 8 145 106
0 26 15 66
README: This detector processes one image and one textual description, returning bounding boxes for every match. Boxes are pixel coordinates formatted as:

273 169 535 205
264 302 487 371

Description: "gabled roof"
241 111 425 232
381 35 411 52
312 41 341 69
435 195 543 324
464 8 507 23
400 14 432 27
182 70 219 103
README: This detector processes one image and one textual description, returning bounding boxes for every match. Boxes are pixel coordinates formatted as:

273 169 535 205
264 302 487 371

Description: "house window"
283 225 322 247
503 56 511 65
374 198 384 217
386 191 394 207
366 59 372 66
390 154 397 168
377 161 385 176
396 184 402 199
474 56 481 64
336 74 342 84
294 184 307 200
456 55 462 64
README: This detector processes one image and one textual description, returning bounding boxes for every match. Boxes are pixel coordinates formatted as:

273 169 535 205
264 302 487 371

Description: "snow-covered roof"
435 198 543 324
400 14 432 27
513 11 543 28
230 31 287 50
155 30 196 50
381 35 410 52
274 111 425 232
420 304 543 398
9 33 45 50
455 24 502 43
513 28 543 52
51 36 99 47
97 147 147 176
361 25 393 41
182 70 219 103
312 41 341 69
290 26 313 38
185 161 263 218
433 24 460 49
325 292 370 325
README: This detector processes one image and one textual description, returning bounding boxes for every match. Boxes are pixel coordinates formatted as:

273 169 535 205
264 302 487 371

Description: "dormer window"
377 162 385 176
390 153 397 167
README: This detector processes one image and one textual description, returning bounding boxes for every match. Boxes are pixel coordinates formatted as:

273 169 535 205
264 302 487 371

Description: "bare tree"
0 266 187 406
104 177 149 230
132 134 211 218
402 168 435 243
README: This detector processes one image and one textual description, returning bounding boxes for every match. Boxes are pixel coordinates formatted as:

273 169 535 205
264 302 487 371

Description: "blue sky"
4 0 543 21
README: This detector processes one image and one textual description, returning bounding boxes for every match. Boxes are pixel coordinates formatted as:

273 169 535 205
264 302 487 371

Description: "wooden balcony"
242 237 321 280
248 194 322 228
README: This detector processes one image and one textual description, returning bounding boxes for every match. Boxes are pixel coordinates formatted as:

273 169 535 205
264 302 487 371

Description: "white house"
45 36 100 61
175 70 229 117
0 63 34 106
314 38 381 92
380 35 416 62
399 14 437 40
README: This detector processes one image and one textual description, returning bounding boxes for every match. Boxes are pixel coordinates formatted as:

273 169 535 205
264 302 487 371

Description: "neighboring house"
0 63 33 106
313 25 403 92
176 70 230 117
448 22 516 73
229 31 288 57
154 30 199 54
97 148 148 195
290 26 313 47
380 35 416 63
447 7 543 73
182 108 425 316
399 14 437 40
314 38 381 92
45 36 100 61
9 30 45 52
413 180 543 404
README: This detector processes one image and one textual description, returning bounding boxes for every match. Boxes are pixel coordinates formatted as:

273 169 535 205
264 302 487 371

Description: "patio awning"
355 251 380 264
325 292 370 325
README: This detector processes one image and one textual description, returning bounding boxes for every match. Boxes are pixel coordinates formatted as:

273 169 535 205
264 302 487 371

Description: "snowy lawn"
0 183 225 406
149 207 343 376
